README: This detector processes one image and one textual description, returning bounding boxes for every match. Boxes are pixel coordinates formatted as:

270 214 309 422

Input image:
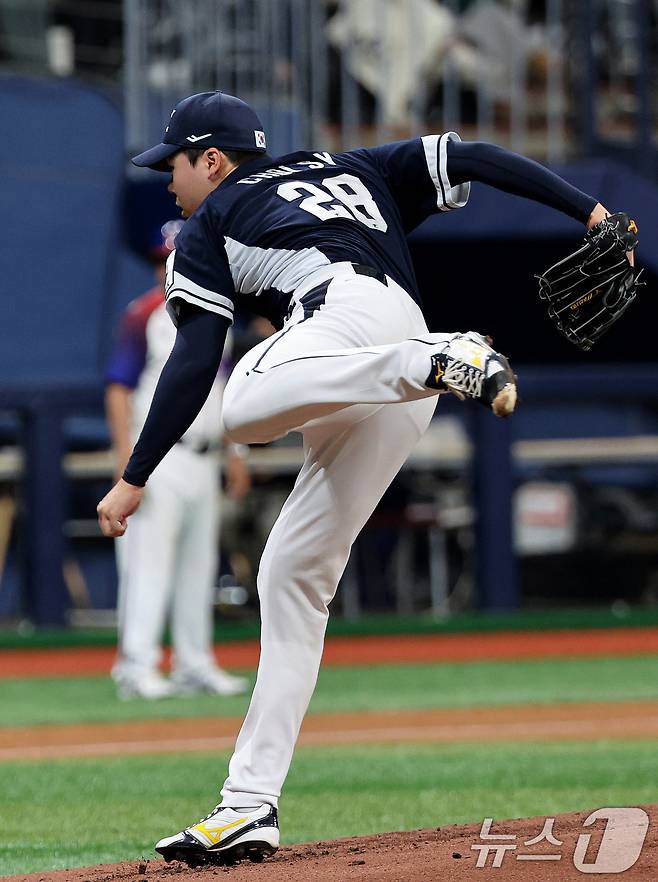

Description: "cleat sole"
157 841 277 868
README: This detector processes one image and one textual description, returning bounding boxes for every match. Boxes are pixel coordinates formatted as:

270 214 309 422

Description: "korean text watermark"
471 808 649 873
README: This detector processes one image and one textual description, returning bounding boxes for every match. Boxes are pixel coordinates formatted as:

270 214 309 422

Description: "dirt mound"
6 806 656 882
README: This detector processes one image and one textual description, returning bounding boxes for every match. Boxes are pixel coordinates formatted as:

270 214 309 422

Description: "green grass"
3 604 658 649
0 673 254 727
1 655 657 728
1 740 657 876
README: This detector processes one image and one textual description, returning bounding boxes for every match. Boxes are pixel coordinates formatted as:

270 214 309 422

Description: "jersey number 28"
277 174 388 232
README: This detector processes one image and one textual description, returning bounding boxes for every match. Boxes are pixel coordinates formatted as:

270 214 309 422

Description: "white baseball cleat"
426 331 517 417
155 803 279 867
113 670 175 701
171 666 249 696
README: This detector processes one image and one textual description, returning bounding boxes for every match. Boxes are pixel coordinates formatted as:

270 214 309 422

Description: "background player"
105 219 250 700
96 91 626 864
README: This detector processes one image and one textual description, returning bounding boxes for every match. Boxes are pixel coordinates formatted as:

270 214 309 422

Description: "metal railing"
0 0 122 78
1 1 655 166
579 0 657 176
119 0 655 169
122 0 574 162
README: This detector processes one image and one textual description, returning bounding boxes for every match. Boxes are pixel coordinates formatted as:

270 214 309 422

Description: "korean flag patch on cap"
255 130 267 148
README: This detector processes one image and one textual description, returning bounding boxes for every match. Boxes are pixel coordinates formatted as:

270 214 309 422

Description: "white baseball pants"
220 263 458 807
114 444 220 679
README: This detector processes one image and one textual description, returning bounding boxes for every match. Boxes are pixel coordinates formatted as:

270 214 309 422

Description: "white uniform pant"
220 263 457 807
114 444 220 678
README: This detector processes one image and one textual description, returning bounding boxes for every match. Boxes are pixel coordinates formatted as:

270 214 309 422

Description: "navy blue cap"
132 91 267 171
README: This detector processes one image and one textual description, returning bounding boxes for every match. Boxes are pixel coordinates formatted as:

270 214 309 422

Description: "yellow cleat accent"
191 817 247 845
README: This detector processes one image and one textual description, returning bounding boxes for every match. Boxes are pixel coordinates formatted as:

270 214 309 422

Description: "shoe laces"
442 358 485 401
197 801 225 824
196 802 260 825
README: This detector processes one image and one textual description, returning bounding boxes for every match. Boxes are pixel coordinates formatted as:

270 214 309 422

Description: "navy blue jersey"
165 133 470 329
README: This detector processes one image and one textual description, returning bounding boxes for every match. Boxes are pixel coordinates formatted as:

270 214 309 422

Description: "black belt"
177 437 218 455
286 263 390 323
351 263 388 286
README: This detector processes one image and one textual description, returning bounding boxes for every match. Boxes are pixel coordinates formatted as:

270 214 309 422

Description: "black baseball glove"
537 212 643 351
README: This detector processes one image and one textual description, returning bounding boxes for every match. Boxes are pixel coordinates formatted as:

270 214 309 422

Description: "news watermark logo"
471 808 649 873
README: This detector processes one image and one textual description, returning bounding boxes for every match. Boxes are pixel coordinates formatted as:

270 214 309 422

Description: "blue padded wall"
0 75 124 382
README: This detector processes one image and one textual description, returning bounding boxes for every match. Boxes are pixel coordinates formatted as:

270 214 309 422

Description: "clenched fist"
97 479 145 537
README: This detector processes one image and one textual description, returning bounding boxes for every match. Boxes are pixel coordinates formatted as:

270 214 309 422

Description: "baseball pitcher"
96 91 639 866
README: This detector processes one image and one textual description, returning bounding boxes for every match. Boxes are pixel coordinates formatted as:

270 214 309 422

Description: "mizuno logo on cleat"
192 817 247 845
426 355 446 389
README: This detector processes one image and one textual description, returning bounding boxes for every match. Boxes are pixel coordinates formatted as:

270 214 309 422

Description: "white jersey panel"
223 236 331 297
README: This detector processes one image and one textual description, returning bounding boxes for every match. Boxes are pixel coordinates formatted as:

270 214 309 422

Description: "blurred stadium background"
1 0 657 632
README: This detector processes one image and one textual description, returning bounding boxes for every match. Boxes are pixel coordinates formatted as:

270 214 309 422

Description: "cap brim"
131 142 180 171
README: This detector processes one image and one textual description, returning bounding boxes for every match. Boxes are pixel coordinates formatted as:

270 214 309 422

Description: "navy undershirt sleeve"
123 303 230 487
446 140 598 224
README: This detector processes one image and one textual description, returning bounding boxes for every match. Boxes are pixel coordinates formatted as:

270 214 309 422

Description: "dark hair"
183 147 263 167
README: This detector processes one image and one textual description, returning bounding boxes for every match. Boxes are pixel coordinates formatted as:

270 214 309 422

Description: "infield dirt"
2 701 658 760
4 806 656 882
4 630 657 879
4 627 658 679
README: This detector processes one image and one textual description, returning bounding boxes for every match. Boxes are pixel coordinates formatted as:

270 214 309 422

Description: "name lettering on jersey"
312 152 336 165
237 155 338 185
